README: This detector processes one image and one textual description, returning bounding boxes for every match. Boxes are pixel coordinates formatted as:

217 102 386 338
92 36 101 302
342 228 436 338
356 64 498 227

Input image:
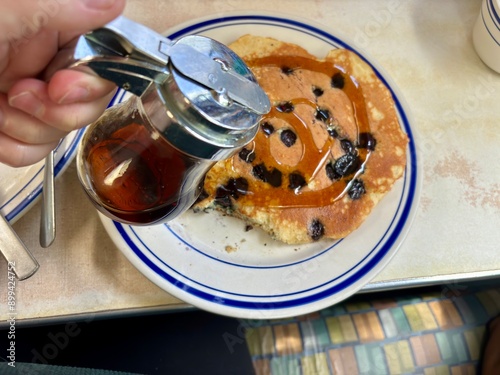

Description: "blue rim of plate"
1 129 85 222
105 14 419 315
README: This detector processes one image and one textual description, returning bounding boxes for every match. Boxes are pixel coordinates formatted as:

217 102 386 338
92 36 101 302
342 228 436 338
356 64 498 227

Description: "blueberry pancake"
194 35 408 244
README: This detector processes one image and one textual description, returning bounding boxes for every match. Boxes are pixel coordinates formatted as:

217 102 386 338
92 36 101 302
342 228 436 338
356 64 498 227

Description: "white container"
473 0 500 73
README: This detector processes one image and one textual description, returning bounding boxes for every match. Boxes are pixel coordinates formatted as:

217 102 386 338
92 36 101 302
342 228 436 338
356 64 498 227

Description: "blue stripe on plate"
114 169 410 308
164 223 343 269
119 172 406 298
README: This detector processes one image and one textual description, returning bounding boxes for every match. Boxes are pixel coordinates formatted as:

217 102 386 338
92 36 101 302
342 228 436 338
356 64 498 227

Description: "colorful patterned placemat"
244 284 500 374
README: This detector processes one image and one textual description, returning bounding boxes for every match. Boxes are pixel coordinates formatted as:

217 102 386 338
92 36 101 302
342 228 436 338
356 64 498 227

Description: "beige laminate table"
1 0 499 325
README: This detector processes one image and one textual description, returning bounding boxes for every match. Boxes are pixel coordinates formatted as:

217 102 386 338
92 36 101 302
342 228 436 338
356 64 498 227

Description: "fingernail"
82 0 117 10
8 91 45 118
58 86 90 104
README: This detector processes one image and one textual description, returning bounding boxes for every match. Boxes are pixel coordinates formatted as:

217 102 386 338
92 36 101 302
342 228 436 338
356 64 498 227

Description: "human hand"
0 0 126 167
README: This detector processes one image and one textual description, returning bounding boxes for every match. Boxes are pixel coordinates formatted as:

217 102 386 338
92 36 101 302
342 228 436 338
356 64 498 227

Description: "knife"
0 213 39 280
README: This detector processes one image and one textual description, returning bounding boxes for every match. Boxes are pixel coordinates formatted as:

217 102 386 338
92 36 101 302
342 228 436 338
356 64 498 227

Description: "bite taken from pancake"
194 35 408 245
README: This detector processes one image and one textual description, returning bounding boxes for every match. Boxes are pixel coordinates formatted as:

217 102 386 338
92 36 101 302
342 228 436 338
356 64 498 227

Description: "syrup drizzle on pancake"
230 55 373 208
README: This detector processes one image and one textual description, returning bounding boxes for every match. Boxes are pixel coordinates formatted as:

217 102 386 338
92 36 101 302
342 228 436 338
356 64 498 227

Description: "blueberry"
340 139 356 155
214 177 249 208
348 179 365 200
315 108 330 123
238 147 255 163
269 170 282 187
334 154 360 177
252 163 282 188
252 164 267 182
214 187 232 208
280 129 297 147
288 172 306 191
357 132 377 151
328 128 339 138
261 121 275 136
312 86 324 97
308 219 325 241
230 177 249 197
326 162 341 180
276 101 294 113
331 73 345 89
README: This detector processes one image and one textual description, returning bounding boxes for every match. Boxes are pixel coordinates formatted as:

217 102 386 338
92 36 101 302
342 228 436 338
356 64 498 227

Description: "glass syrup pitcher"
70 16 270 225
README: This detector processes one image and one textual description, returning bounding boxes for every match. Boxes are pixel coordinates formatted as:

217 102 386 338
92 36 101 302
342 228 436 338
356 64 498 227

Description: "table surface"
1 0 499 325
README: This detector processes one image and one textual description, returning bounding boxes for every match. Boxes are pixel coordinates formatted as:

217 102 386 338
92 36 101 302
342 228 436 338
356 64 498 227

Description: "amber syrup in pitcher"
80 101 204 225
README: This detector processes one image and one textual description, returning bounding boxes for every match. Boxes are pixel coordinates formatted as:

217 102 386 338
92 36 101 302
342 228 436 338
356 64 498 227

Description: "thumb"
2 0 126 37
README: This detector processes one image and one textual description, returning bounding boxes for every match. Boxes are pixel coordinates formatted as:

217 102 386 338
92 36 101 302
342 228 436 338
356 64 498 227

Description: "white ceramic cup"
473 0 500 73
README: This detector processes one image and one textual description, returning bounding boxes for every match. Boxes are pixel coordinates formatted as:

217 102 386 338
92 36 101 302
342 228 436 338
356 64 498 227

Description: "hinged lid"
70 16 270 158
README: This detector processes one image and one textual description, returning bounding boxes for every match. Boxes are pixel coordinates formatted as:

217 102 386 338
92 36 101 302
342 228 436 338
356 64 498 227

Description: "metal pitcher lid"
70 16 270 146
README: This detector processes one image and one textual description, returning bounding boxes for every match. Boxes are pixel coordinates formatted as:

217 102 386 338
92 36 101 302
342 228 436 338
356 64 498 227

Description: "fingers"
2 0 126 38
47 68 116 105
0 94 66 144
0 0 125 167
2 71 116 167
8 75 116 132
0 30 59 91
0 132 59 167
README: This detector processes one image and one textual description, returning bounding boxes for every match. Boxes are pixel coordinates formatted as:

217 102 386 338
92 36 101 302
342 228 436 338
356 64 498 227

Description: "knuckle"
1 149 29 168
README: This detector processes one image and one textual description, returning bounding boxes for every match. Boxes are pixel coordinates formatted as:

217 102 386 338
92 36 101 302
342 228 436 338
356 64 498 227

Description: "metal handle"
71 28 168 96
0 214 39 280
71 16 270 113
40 150 56 248
42 15 172 97
44 15 271 113
68 15 174 96
86 15 172 65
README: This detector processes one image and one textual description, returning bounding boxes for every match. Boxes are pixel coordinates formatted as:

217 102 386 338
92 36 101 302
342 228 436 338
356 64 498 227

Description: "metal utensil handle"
40 150 56 248
87 15 172 65
0 214 39 280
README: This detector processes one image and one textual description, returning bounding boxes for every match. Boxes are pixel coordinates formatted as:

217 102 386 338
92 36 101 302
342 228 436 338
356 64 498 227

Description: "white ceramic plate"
0 130 85 223
99 13 422 319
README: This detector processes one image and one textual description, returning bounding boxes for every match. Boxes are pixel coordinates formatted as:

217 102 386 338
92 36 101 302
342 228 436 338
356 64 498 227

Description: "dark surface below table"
1 309 254 374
